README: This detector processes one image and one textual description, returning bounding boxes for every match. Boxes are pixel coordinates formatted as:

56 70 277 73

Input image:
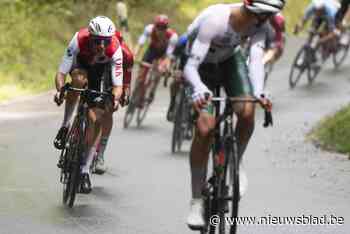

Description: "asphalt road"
0 37 349 234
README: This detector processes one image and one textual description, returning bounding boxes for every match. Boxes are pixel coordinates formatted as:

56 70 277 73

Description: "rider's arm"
249 30 267 97
297 5 314 31
134 24 152 58
184 19 218 97
336 0 350 22
166 33 179 58
56 32 80 91
111 45 124 100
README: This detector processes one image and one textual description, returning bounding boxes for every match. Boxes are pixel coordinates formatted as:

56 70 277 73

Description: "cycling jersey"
59 28 123 87
184 3 270 97
137 24 178 57
116 31 134 87
269 13 286 50
304 0 340 31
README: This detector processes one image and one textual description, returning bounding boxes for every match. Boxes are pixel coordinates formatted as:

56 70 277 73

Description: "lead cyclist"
54 16 124 193
183 0 284 230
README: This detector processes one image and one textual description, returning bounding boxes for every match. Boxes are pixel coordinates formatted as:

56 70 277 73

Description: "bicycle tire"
172 88 185 153
123 83 141 128
228 140 239 234
137 73 159 127
289 46 308 89
333 42 350 69
68 118 86 208
61 119 79 206
61 148 70 205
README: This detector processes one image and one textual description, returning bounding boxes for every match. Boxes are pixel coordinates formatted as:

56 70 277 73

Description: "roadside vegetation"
0 0 314 101
310 105 350 157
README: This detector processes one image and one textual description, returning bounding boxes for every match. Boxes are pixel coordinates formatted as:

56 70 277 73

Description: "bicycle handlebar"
206 94 273 128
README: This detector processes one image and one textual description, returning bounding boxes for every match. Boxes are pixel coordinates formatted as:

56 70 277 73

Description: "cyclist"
183 1 283 229
263 13 286 66
336 0 350 25
93 30 134 174
54 16 124 193
133 14 178 107
166 34 189 121
116 0 129 32
295 0 340 58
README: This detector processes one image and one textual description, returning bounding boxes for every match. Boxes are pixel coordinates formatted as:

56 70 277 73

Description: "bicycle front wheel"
333 41 350 69
171 89 185 153
137 73 159 127
289 46 308 89
67 118 86 208
227 141 240 234
124 83 141 128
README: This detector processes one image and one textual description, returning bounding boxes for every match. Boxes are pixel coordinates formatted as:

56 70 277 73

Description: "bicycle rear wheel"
289 46 308 89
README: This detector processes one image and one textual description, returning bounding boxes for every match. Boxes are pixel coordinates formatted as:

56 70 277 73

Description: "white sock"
97 136 109 159
82 146 97 174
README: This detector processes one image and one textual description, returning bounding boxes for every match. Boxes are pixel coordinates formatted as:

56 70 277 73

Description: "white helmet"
88 16 116 37
312 0 325 10
244 0 285 14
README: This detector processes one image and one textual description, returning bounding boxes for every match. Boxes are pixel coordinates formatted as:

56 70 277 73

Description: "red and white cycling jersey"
59 28 123 86
115 31 134 87
269 13 286 50
137 24 178 56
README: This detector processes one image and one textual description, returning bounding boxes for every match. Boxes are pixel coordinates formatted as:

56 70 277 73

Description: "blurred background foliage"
0 0 309 100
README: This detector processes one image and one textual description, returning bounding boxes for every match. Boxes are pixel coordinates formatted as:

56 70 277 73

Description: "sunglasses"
91 37 112 46
155 25 168 31
255 12 275 23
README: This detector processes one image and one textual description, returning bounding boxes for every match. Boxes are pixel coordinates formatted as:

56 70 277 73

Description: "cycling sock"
191 166 207 199
97 136 109 159
82 146 97 174
62 102 76 128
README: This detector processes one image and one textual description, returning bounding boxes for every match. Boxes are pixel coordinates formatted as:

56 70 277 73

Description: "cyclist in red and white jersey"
54 16 126 193
133 14 178 107
263 13 286 65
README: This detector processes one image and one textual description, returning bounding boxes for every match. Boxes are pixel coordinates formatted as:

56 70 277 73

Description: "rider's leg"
223 50 255 197
137 48 155 107
233 103 255 162
187 63 217 229
95 108 114 173
81 108 103 193
187 111 215 229
54 69 87 149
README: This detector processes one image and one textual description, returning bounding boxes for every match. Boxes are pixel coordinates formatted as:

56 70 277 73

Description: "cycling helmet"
312 0 325 10
244 0 285 14
154 14 169 28
88 16 116 37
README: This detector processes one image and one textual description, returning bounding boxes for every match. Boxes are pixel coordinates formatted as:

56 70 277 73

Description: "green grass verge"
0 0 310 102
309 105 350 157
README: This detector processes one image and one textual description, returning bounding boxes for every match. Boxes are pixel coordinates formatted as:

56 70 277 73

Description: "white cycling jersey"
184 3 270 98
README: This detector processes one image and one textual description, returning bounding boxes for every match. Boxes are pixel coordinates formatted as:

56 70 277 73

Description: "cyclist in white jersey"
184 0 285 230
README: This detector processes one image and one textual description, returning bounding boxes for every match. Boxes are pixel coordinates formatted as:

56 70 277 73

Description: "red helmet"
154 14 169 28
